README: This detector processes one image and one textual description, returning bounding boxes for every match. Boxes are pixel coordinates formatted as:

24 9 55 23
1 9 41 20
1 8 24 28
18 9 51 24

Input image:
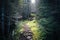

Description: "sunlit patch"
16 14 40 40
31 0 36 4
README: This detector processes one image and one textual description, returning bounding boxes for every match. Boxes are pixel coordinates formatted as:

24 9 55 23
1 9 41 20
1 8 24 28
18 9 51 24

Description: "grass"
16 19 40 40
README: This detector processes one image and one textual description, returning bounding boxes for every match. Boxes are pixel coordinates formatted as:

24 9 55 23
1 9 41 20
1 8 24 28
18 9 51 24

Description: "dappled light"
16 15 40 40
13 0 45 40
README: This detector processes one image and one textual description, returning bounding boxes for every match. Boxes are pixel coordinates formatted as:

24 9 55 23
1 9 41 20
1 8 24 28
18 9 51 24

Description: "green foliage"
10 0 60 40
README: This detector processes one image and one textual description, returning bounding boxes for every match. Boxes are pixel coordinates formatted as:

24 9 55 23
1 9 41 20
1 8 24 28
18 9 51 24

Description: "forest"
0 0 60 40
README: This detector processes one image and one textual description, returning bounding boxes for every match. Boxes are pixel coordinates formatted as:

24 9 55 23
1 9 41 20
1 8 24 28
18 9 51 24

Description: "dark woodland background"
0 0 60 40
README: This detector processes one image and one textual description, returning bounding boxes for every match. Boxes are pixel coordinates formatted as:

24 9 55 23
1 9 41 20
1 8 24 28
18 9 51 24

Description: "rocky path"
19 24 33 40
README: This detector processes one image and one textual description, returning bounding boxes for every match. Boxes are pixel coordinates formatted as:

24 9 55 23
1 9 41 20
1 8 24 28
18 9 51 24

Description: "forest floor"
15 13 40 40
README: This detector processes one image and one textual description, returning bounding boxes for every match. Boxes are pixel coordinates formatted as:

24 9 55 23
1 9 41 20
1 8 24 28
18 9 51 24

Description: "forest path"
18 19 40 40
19 24 33 40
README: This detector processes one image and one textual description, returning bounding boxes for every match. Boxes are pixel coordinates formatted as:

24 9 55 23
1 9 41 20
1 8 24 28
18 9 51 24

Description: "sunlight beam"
31 0 36 4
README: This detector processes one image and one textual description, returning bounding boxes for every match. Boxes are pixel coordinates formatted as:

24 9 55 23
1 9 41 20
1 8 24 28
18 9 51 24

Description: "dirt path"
19 24 33 40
